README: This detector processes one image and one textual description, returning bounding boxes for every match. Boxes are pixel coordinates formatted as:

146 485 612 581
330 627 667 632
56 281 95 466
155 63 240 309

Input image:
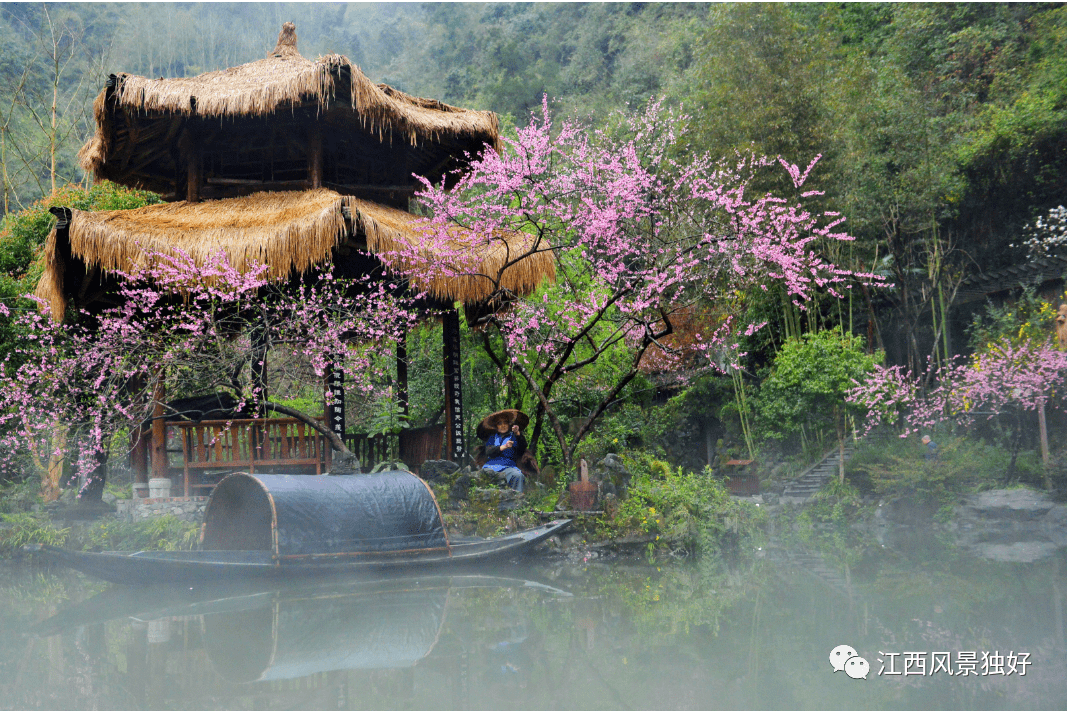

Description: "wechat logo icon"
830 644 869 680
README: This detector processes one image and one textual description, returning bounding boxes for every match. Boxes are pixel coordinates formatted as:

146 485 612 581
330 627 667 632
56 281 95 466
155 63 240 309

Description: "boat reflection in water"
29 572 570 708
206 579 447 683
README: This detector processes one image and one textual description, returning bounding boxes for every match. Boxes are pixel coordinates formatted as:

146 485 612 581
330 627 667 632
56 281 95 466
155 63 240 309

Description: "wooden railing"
165 418 398 496
344 433 396 470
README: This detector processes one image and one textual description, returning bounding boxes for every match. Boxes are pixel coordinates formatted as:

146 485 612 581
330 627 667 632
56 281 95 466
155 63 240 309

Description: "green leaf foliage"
0 181 162 282
0 182 161 368
754 328 881 446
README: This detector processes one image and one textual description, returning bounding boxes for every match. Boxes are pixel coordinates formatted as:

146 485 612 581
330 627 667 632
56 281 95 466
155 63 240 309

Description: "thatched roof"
36 189 555 319
78 23 500 200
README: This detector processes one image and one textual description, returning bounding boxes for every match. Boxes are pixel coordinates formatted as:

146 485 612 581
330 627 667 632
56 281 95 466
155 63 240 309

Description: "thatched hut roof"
78 23 500 201
36 189 555 319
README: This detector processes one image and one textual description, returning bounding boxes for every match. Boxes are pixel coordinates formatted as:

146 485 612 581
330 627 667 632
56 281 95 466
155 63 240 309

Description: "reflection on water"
3 538 1066 711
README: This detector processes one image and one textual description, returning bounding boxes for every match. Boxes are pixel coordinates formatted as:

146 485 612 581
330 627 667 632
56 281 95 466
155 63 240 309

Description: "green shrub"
75 516 200 552
614 452 764 555
0 181 163 374
0 512 69 555
847 436 1006 501
0 181 163 282
0 478 42 513
753 328 881 457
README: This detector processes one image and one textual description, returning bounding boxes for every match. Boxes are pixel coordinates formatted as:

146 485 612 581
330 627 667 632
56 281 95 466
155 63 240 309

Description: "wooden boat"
25 471 570 585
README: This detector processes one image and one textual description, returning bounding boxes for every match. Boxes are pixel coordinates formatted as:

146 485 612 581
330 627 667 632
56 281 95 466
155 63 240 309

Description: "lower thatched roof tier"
36 190 554 319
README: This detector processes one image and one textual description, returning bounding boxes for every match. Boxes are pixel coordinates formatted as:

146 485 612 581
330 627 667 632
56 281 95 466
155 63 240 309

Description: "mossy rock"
469 487 503 514
474 469 503 487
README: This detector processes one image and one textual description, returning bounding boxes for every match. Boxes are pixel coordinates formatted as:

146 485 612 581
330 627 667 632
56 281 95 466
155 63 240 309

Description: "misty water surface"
2 537 1064 711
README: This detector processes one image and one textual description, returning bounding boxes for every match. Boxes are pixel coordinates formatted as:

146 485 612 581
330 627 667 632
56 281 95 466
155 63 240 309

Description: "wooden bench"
163 418 402 496
167 417 330 496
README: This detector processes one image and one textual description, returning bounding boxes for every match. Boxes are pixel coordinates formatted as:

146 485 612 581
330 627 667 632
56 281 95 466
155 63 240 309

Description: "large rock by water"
958 489 1056 520
953 489 1067 563
865 488 1067 564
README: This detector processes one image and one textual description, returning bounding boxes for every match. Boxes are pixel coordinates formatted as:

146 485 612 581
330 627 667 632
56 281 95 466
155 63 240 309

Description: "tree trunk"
1039 402 1051 489
1006 412 1023 482
837 407 846 484
78 450 107 503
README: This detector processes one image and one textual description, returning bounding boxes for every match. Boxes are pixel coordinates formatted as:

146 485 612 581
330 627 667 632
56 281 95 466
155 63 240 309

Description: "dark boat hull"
25 519 571 585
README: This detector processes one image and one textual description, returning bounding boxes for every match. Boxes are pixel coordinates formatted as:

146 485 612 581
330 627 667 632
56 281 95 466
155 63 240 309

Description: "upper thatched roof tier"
36 189 555 320
78 23 499 202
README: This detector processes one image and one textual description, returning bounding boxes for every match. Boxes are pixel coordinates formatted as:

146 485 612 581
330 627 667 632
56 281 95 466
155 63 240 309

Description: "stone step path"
779 444 855 505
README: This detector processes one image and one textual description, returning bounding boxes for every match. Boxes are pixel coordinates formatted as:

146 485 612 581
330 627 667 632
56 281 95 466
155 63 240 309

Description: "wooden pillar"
151 381 167 480
396 325 410 468
40 208 72 501
130 427 148 488
396 323 409 418
442 308 465 462
129 375 149 490
179 128 200 203
308 124 323 189
251 322 268 417
325 360 345 459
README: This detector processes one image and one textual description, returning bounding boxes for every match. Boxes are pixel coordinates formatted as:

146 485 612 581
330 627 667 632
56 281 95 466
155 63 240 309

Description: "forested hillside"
1 2 1065 374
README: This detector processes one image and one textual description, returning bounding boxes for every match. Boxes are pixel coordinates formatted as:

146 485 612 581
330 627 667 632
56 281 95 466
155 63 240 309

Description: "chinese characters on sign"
325 363 345 439
878 651 1031 677
442 309 464 460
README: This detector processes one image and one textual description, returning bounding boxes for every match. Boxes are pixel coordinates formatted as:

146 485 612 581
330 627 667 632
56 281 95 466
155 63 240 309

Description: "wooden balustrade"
162 418 397 496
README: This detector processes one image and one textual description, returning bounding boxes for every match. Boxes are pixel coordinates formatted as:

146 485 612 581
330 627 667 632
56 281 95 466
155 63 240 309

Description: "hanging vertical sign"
442 309 465 461
324 361 345 443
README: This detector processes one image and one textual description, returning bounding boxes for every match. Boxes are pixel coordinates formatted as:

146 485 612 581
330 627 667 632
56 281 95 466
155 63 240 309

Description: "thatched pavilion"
39 24 553 493
78 22 500 207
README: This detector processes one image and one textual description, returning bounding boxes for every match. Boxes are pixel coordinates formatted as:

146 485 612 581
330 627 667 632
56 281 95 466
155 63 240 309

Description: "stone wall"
115 496 208 523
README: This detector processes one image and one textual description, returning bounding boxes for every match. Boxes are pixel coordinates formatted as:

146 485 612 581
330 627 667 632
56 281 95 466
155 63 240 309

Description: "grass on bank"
846 435 1044 501
0 512 200 557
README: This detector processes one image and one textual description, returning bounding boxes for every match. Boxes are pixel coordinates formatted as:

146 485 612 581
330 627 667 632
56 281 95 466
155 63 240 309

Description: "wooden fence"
164 418 397 496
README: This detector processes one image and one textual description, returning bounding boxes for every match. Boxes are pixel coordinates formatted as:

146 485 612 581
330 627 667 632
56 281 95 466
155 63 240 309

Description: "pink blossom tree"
0 249 415 499
386 98 870 472
849 338 1067 480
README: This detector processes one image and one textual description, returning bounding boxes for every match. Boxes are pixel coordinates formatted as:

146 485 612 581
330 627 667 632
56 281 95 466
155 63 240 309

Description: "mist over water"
3 537 1065 711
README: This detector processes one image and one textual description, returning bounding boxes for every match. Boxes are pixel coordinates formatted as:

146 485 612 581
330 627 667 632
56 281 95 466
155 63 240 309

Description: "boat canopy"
201 472 449 557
